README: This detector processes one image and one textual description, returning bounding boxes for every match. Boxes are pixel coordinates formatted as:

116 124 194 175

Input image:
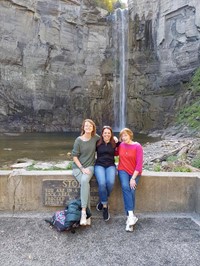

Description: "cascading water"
113 8 129 131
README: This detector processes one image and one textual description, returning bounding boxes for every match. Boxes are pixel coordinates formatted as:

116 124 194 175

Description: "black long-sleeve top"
95 141 116 167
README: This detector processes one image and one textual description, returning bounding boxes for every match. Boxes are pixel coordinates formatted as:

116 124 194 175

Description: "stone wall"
0 170 200 214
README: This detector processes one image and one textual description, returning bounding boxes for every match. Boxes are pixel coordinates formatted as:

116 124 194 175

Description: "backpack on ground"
45 199 91 233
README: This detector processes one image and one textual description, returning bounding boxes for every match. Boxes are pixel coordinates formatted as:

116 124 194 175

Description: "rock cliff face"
0 0 113 132
127 0 200 132
0 0 199 133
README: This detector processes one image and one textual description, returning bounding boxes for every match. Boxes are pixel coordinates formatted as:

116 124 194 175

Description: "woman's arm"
73 156 83 170
73 156 91 175
135 144 143 173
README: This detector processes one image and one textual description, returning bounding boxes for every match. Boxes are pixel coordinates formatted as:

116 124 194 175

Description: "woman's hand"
113 136 118 143
130 178 137 190
81 167 91 175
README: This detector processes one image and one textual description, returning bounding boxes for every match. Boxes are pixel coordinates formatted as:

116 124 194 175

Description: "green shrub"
66 161 73 170
176 67 200 131
166 156 178 162
94 0 126 12
192 67 200 93
114 156 119 163
173 166 191 172
191 155 200 169
177 100 200 130
153 163 162 172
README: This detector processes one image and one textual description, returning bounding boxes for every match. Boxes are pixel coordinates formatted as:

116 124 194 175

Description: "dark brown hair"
97 126 116 148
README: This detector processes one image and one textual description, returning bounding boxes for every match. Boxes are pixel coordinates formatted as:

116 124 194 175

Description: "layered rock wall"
0 0 113 132
0 0 199 133
127 0 200 132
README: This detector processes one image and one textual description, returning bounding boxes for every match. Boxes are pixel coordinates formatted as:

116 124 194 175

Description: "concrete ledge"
0 170 200 214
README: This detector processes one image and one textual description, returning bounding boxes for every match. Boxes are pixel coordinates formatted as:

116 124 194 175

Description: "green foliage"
177 100 200 129
114 156 119 163
66 161 73 170
94 0 126 12
172 166 191 172
166 155 178 162
153 163 162 172
151 161 192 172
176 67 200 131
191 155 200 169
192 67 200 93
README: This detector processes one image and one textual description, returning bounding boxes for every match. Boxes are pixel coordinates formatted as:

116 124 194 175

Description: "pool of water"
0 132 159 167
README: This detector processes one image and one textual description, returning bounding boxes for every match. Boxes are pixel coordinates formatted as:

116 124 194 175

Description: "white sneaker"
80 212 87 226
125 223 134 232
86 217 91 226
127 215 138 226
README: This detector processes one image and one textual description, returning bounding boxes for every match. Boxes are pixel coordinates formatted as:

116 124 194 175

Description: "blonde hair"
81 119 96 137
119 128 134 141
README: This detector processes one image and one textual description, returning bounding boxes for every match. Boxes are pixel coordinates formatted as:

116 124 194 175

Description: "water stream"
113 8 129 131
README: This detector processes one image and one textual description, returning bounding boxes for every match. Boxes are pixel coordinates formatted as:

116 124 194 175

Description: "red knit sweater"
116 142 143 175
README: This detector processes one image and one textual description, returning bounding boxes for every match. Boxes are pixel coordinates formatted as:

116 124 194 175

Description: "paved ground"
1 211 200 266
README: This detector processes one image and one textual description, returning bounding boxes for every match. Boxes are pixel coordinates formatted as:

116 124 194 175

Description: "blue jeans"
118 170 140 214
94 165 116 205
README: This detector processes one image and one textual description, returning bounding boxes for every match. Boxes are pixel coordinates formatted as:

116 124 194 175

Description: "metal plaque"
42 177 98 207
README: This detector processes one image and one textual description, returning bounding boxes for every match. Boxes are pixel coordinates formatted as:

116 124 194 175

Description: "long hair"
97 126 116 148
81 119 96 137
119 128 134 141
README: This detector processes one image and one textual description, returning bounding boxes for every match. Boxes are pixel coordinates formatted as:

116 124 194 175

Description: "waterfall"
113 8 129 131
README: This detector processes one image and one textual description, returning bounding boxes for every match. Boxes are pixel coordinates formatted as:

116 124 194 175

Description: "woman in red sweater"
116 128 143 232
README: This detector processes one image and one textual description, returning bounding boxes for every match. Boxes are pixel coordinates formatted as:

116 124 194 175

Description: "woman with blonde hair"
72 119 100 226
116 128 143 232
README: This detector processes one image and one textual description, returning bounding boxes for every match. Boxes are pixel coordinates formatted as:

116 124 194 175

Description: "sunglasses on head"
103 126 112 129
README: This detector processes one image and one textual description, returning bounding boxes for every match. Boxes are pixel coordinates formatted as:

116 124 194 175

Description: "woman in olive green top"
72 119 99 226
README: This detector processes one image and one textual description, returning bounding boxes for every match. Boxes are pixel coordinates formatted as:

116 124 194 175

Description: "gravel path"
1 212 200 266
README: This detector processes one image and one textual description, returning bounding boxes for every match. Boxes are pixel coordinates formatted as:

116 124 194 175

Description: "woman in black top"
94 126 117 221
